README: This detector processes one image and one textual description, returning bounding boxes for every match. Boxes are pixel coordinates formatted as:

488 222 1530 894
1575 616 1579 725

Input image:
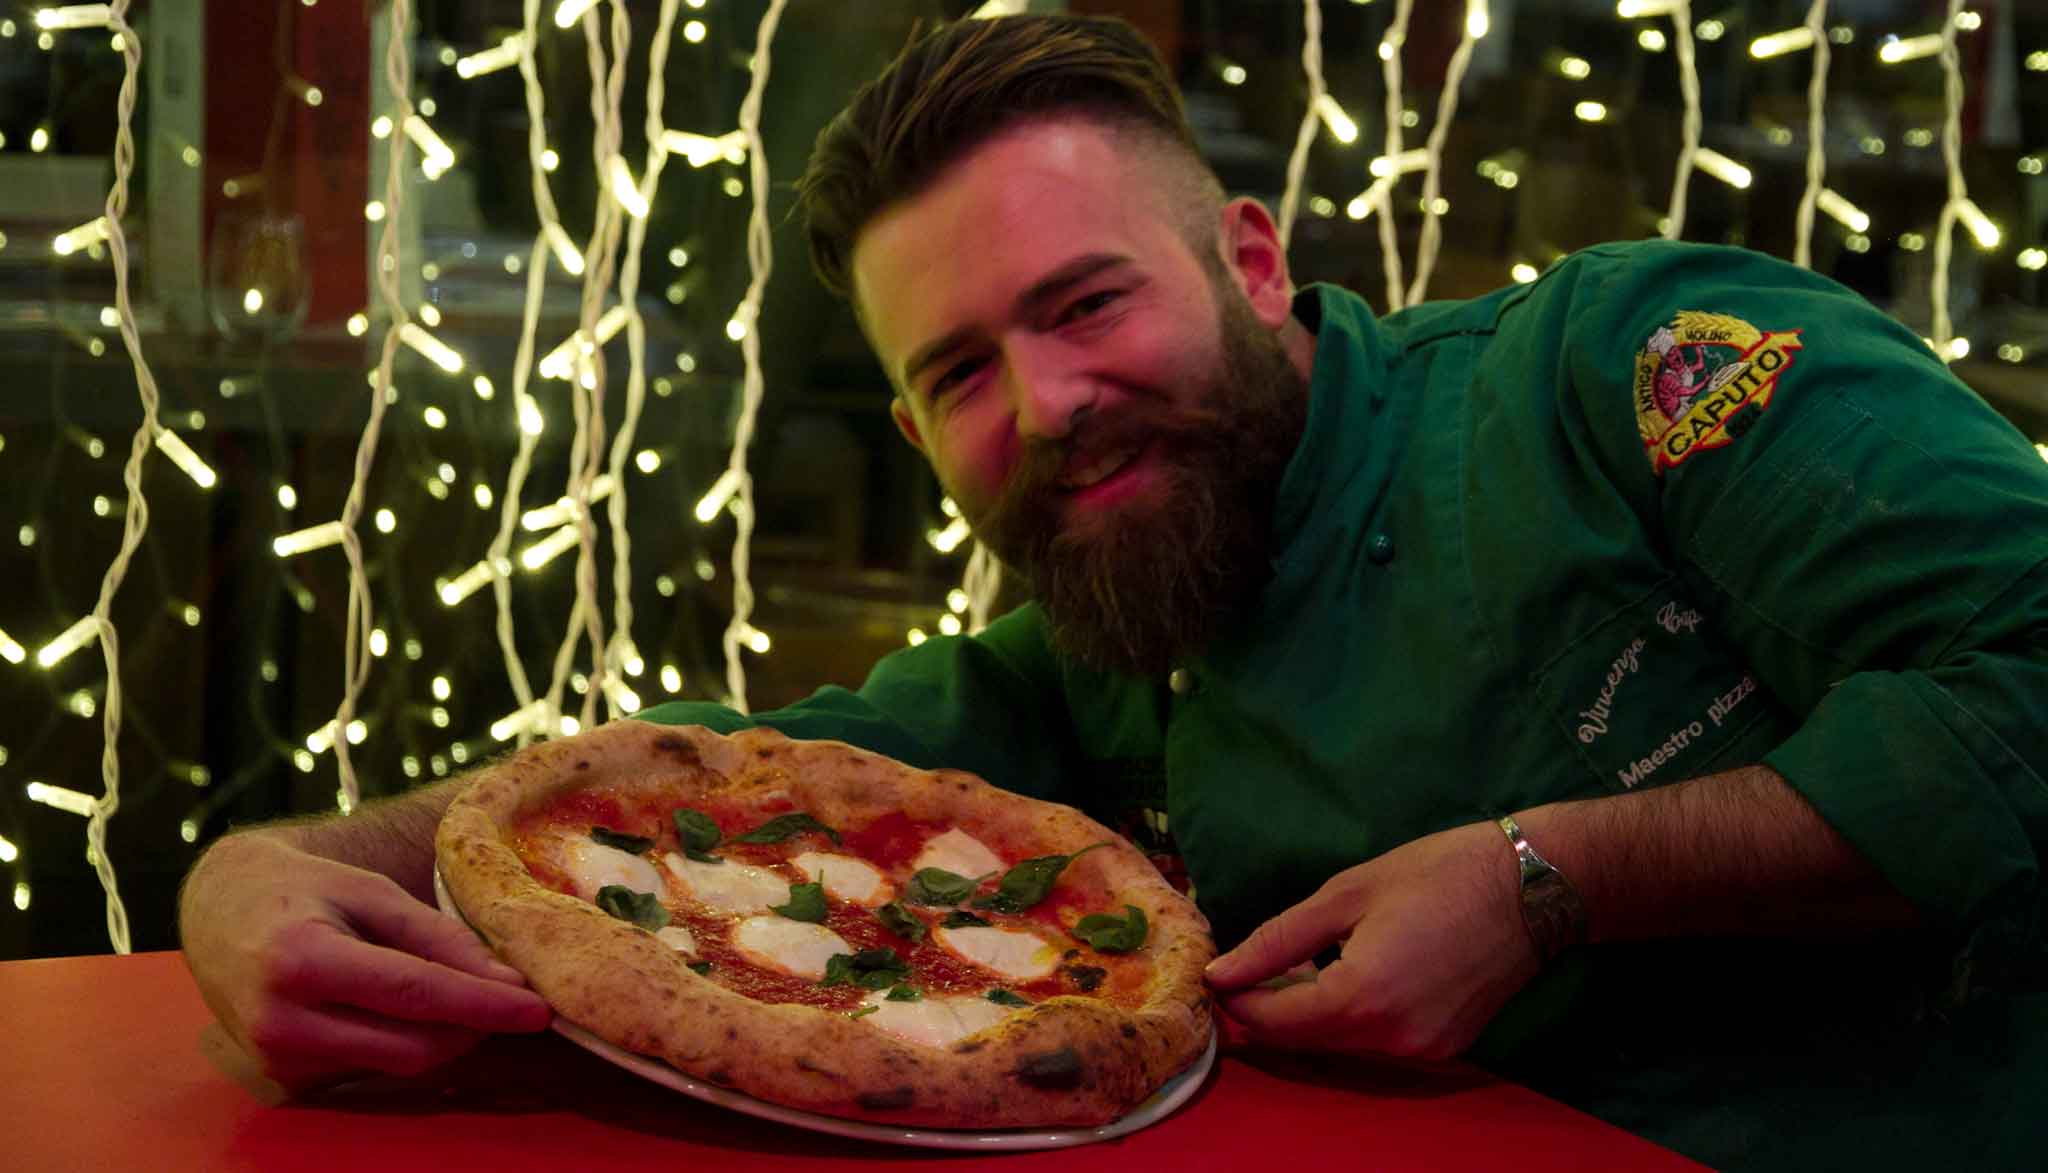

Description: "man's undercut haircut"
797 13 1222 299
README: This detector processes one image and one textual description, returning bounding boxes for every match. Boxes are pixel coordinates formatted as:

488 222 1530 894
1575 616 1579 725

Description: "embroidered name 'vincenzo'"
1632 311 1804 474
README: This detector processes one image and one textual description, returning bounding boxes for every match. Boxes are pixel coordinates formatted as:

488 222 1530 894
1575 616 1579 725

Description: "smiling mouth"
1056 442 1145 491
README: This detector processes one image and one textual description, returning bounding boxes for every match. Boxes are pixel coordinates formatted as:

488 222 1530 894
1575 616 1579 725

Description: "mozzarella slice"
913 828 1006 881
857 991 1015 1049
555 835 666 903
656 925 698 955
731 916 851 980
934 925 1062 981
791 852 892 907
661 852 793 915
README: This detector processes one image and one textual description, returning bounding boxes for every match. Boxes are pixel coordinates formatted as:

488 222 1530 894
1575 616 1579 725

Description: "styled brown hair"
796 13 1213 298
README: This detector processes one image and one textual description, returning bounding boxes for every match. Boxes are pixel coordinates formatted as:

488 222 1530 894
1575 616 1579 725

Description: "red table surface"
0 951 1703 1171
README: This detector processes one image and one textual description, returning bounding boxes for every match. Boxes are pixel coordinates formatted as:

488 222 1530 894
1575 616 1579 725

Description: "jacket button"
1368 533 1396 565
1168 668 1194 696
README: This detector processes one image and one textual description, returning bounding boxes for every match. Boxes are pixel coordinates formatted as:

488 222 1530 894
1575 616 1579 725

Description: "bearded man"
179 14 2048 1169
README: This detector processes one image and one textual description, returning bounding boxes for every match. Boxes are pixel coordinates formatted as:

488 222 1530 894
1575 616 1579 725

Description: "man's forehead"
850 121 1165 372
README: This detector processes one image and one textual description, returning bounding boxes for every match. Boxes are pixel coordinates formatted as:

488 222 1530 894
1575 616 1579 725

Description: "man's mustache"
977 399 1228 553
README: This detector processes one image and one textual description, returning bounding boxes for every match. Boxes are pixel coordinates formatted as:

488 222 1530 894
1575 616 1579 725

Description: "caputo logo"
1631 310 1804 473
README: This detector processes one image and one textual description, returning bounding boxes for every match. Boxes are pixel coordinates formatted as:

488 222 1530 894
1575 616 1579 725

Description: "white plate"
432 868 1216 1150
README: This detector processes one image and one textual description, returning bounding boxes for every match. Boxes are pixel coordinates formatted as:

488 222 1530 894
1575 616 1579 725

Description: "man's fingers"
337 873 528 986
255 1005 487 1087
1205 876 1363 990
279 927 554 1033
1215 964 1360 1045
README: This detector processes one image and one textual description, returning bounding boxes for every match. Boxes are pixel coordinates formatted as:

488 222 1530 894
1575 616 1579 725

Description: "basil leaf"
589 826 654 854
941 910 991 929
732 812 842 846
906 867 982 907
885 984 923 1003
821 947 911 990
673 808 722 863
595 885 668 932
849 1005 880 1019
875 901 927 943
1072 904 1149 953
974 843 1108 914
985 988 1032 1008
770 880 828 923
686 960 713 976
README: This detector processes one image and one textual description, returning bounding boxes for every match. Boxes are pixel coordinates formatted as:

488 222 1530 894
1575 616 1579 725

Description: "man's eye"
1061 291 1120 323
931 357 984 397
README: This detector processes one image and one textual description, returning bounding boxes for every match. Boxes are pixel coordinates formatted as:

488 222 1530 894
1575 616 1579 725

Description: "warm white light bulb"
1750 27 1816 58
1313 95 1359 145
1878 34 1942 65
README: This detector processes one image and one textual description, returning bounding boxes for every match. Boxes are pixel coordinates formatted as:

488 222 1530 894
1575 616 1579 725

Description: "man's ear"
890 394 928 454
1217 197 1295 330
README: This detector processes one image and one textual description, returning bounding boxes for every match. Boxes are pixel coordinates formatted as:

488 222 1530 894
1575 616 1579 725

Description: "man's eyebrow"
899 253 1134 391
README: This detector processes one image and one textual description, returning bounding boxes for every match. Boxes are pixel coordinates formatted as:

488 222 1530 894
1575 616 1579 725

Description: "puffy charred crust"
1013 1047 1084 1089
857 1086 916 1111
650 733 700 764
436 719 1215 1129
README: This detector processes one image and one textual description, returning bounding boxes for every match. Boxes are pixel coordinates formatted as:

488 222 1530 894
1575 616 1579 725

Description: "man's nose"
1007 350 1095 443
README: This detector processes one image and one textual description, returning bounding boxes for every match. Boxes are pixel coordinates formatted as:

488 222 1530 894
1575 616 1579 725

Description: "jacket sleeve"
1559 241 2048 968
634 602 1086 804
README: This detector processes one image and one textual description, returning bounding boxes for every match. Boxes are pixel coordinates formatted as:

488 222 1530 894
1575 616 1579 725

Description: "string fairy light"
1691 147 1754 189
540 0 632 736
486 0 577 746
455 32 526 79
538 304 629 379
51 215 111 256
401 114 457 179
1407 0 1486 304
45 0 166 954
1791 0 1832 268
1275 0 1325 250
961 541 1001 636
1929 0 1971 360
717 0 792 713
600 0 686 721
1656 0 1702 239
152 427 217 489
522 473 616 530
35 616 100 669
328 0 420 814
660 128 746 167
1373 0 1417 310
33 4 113 31
1878 34 1943 65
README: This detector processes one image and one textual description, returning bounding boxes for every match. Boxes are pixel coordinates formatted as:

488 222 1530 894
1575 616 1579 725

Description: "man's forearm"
227 778 466 903
1513 765 1919 943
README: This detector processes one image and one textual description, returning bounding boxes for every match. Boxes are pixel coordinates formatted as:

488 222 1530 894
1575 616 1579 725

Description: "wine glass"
207 209 310 345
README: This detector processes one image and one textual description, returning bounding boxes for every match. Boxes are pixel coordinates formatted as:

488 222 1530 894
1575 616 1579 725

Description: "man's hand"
178 831 554 1091
1204 821 1538 1061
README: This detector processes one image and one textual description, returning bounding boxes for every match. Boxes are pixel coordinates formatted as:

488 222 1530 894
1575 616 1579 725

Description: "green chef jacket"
639 240 2048 1168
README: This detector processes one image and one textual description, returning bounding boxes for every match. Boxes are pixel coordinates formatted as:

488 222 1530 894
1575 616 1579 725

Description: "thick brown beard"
972 284 1308 676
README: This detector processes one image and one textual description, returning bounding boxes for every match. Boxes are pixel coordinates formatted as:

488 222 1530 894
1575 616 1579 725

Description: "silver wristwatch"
1497 814 1587 963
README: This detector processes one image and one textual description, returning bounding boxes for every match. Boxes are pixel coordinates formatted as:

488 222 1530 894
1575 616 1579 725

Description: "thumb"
1205 878 1361 991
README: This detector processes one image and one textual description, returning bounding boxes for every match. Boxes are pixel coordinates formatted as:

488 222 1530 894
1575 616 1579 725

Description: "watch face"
1521 871 1587 961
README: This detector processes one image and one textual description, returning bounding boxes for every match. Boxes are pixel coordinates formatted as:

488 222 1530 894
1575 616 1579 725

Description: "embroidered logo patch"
1632 311 1803 474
